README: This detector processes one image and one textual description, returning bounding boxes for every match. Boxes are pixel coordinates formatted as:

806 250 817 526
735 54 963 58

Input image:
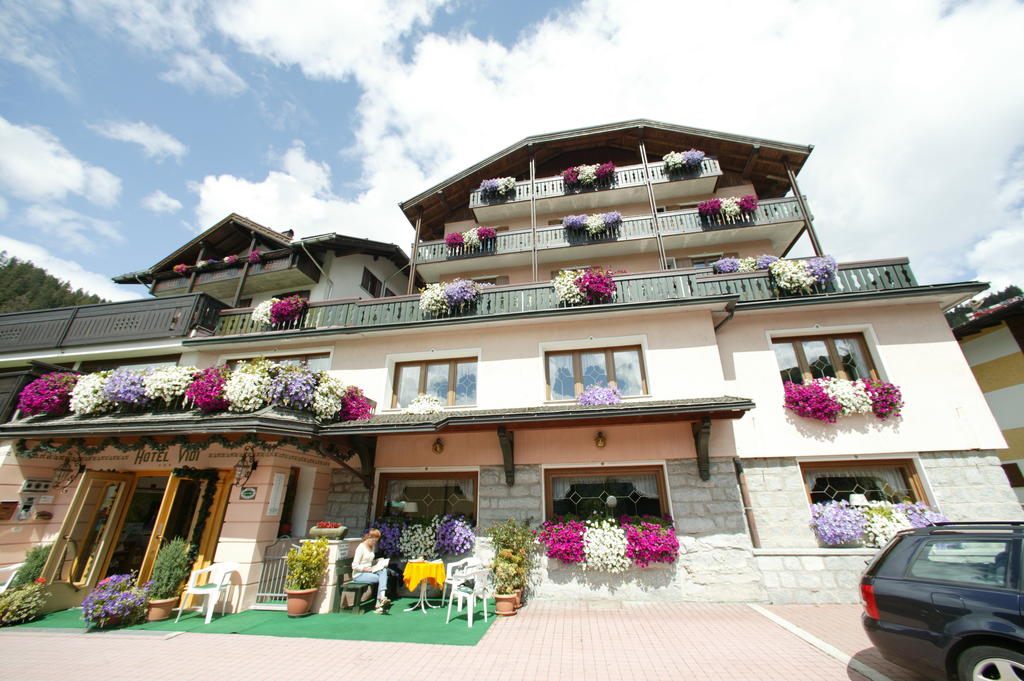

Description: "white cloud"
90 120 188 161
0 116 121 207
0 234 141 302
0 196 8 221
69 0 204 52
22 205 123 253
142 190 184 214
0 0 73 96
159 48 247 96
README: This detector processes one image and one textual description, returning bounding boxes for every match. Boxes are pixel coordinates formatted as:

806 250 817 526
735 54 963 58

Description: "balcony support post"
783 157 824 256
638 134 669 270
186 242 207 293
231 233 258 307
406 207 423 295
529 146 538 282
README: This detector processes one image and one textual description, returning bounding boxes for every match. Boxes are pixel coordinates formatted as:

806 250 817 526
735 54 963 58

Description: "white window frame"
538 335 651 404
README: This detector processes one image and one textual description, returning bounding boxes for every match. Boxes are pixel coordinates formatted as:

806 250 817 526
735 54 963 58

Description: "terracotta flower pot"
147 596 178 622
308 525 348 540
494 593 517 616
284 588 319 617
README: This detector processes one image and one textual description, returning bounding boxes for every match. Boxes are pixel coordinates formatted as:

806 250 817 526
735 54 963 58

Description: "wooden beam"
406 208 423 295
497 426 514 486
783 157 823 256
692 418 711 481
187 242 207 293
741 144 761 179
436 189 453 217
231 232 258 307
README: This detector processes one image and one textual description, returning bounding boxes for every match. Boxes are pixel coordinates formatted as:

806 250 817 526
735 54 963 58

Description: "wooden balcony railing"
152 251 317 295
419 196 806 264
468 158 722 209
211 259 918 339
0 294 227 353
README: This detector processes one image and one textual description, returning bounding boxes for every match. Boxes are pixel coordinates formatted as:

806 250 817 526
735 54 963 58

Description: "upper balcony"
0 294 226 356
150 250 320 301
418 196 807 278
188 258 964 346
468 158 723 222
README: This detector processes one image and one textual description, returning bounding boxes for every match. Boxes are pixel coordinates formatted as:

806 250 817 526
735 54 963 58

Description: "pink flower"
595 161 616 180
17 372 79 416
561 167 580 186
623 520 679 568
537 519 586 564
185 366 229 411
698 199 722 217
172 264 188 276
737 195 759 213
444 232 464 248
269 296 307 325
247 250 263 264
338 386 374 421
477 227 497 240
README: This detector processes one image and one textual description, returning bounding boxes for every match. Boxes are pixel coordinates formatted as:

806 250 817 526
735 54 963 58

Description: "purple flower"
444 232 464 248
810 501 866 545
681 149 705 167
435 514 475 555
104 369 150 407
479 179 499 195
698 198 722 217
17 372 78 416
577 385 621 406
81 573 151 628
602 212 622 228
443 279 481 307
477 227 497 240
862 379 903 420
755 254 779 270
595 161 616 180
712 257 741 274
267 365 318 410
806 256 838 285
563 214 587 229
895 502 947 528
368 517 406 557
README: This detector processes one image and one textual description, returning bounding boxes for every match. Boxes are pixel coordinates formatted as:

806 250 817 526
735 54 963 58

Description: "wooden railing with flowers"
152 251 318 295
467 158 723 209
211 259 919 339
418 196 806 264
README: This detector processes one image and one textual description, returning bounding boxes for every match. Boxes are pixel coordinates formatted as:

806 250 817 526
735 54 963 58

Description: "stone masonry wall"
325 466 371 533
477 464 543 527
754 550 876 604
918 451 1024 521
740 457 817 549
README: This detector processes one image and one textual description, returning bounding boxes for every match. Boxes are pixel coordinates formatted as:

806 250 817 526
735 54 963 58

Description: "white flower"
584 214 607 236
399 517 440 559
312 373 347 420
406 394 443 414
583 519 631 573
70 372 113 415
418 284 448 315
251 298 278 325
224 360 271 412
552 270 585 305
720 197 741 219
738 257 757 272
823 378 873 416
143 366 197 403
462 227 481 249
662 151 685 171
497 176 517 195
863 503 913 548
576 164 598 184
769 259 816 293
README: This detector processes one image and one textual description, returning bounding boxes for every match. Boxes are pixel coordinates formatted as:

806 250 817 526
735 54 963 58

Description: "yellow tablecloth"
403 561 446 591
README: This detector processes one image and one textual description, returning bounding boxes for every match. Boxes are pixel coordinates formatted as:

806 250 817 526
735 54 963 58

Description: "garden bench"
333 557 376 614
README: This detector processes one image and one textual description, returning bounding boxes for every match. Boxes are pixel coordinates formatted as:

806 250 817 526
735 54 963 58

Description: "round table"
402 560 446 612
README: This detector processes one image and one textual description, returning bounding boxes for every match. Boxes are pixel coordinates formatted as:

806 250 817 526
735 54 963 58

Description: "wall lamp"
594 432 607 448
233 445 258 487
432 438 444 454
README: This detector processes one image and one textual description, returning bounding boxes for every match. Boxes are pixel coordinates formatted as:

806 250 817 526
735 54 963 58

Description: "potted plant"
147 537 192 621
491 549 524 616
284 537 329 616
488 518 535 608
308 521 348 539
81 574 150 629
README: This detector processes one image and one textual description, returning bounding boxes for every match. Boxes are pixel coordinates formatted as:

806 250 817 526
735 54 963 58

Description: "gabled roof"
150 213 293 273
399 118 814 240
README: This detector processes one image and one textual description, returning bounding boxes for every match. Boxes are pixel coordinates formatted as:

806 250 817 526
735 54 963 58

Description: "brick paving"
0 602 883 681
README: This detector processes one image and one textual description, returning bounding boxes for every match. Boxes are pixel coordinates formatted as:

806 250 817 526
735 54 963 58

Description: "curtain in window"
802 466 909 496
386 478 474 502
551 473 660 499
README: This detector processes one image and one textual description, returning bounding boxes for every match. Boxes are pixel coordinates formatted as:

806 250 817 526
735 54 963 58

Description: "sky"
0 0 1022 303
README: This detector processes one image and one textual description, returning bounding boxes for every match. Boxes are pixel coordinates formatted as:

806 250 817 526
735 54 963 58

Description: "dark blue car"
861 522 1024 681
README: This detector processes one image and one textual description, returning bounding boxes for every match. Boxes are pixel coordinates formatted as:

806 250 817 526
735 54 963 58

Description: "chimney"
281 229 294 239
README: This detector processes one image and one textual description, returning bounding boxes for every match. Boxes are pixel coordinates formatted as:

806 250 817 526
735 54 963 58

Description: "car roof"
908 522 1024 536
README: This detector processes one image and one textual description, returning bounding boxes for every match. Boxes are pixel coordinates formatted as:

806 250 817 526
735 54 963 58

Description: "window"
545 466 667 519
908 540 1011 587
384 288 397 298
391 358 477 408
688 252 735 268
771 334 877 384
228 352 330 372
376 472 477 520
361 268 383 297
77 355 181 372
276 289 311 300
663 257 678 270
801 461 922 504
545 346 647 400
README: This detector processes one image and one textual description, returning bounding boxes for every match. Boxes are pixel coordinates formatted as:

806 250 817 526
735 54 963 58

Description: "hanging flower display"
583 518 631 573
538 519 587 564
224 359 272 413
399 516 441 560
103 368 152 407
810 500 946 547
17 372 79 416
172 264 188 276
419 279 485 315
444 232 464 248
577 385 622 406
712 254 780 274
663 149 706 172
247 250 263 264
553 267 617 306
338 385 375 421
311 373 346 420
562 161 616 188
269 295 308 325
562 212 622 236
784 377 903 423
185 365 231 411
444 227 499 251
267 364 319 410
623 519 680 568
435 514 475 555
251 298 277 325
538 516 679 570
768 256 837 293
698 195 759 219
479 176 517 199
143 366 198 406
406 394 443 414
69 372 114 416
462 228 482 250
223 255 238 265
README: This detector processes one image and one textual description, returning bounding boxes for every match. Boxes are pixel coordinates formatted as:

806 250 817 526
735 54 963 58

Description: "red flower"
34 577 46 584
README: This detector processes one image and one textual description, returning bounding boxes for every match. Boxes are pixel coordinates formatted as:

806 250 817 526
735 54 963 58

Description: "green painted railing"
213 259 918 338
419 196 805 264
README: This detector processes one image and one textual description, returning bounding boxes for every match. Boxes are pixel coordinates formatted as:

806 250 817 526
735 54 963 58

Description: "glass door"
104 475 170 578
135 474 207 582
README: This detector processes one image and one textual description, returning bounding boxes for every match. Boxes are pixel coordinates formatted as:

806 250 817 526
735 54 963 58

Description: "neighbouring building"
0 120 1017 609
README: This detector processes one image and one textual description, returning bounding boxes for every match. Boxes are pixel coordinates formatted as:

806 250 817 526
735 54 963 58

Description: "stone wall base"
753 548 876 604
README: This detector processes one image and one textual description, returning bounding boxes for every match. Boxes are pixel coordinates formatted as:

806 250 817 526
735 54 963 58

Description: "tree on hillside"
945 284 1023 328
0 252 109 313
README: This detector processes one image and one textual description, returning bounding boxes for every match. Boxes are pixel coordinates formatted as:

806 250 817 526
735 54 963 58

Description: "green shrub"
9 544 51 589
149 538 192 601
0 583 48 626
488 518 536 571
285 537 329 591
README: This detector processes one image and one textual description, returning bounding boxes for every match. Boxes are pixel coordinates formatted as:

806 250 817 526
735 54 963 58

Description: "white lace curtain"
803 466 909 497
387 478 474 502
551 473 660 499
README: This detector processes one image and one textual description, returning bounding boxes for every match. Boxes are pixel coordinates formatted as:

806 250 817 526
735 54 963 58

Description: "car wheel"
958 645 1024 680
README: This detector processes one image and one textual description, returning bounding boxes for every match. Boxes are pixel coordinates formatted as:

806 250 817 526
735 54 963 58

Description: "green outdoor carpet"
10 598 497 646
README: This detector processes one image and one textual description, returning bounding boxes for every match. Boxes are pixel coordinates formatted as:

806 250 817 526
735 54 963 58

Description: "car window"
907 539 1012 587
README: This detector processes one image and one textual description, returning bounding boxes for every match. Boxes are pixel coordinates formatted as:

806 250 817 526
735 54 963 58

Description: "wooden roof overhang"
953 297 1024 340
399 119 813 241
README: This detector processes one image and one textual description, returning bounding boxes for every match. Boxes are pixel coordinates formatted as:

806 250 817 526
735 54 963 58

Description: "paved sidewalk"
0 602 890 681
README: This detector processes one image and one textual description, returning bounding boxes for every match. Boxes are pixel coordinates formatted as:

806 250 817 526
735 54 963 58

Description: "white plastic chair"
175 562 239 624
443 557 483 608
0 563 24 594
445 568 493 628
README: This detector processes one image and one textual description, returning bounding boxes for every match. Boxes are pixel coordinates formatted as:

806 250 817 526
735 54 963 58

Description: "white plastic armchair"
175 562 240 624
443 557 483 608
0 563 24 594
445 567 494 628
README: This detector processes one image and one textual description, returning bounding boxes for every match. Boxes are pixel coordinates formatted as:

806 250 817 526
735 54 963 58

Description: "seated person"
352 529 392 613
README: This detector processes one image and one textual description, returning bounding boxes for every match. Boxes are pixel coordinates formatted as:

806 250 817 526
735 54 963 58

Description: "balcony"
0 294 226 355
200 259 926 342
151 250 320 300
417 196 807 278
468 159 723 221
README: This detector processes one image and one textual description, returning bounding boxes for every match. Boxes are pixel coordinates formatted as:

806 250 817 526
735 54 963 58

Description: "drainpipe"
299 241 334 299
733 457 761 548
713 301 737 331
